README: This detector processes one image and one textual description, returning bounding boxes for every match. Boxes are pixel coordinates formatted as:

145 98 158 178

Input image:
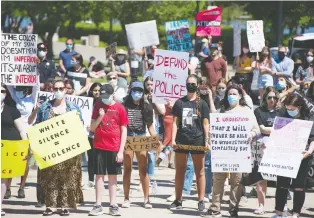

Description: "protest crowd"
1 6 314 218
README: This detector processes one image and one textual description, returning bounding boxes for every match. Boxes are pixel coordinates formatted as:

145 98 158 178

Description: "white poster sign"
210 113 252 173
259 117 313 178
125 20 160 49
152 49 189 104
233 23 241 57
247 20 265 52
1 33 38 86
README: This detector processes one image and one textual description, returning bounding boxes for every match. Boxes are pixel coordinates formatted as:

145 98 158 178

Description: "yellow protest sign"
27 110 90 169
125 136 160 151
1 140 29 178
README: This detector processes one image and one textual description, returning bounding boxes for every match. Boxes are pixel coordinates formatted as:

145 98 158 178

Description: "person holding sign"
169 74 210 212
35 80 83 216
89 84 129 216
122 81 156 209
253 87 284 215
203 84 259 218
106 72 127 104
1 84 28 216
110 49 130 90
272 94 314 218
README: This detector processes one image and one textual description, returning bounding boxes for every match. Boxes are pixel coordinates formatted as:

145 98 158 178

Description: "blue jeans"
147 151 156 178
183 153 194 195
205 151 212 194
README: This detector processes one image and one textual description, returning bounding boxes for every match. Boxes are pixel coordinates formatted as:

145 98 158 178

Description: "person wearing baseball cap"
89 84 129 216
37 43 57 90
121 81 157 209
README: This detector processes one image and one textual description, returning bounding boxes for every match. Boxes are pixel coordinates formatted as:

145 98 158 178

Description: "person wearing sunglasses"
35 80 83 216
1 84 27 216
106 72 127 103
271 93 314 218
253 86 284 215
59 38 77 74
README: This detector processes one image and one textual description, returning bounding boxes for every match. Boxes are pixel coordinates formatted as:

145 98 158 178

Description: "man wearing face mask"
201 43 227 95
59 38 77 74
272 46 294 83
37 43 57 90
106 72 127 103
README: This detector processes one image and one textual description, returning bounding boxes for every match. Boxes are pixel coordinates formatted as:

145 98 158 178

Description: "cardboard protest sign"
1 33 38 86
125 136 160 151
38 91 93 128
152 49 189 104
125 20 159 49
247 20 265 52
105 42 117 59
165 20 193 52
1 140 29 178
27 111 90 169
196 7 222 36
259 117 313 178
210 113 252 173
233 23 241 57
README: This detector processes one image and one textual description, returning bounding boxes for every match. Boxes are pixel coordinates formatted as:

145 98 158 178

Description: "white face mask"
117 55 125 61
108 79 118 88
306 56 314 63
38 51 46 58
242 48 249 54
54 91 65 99
1 93 5 102
15 91 25 99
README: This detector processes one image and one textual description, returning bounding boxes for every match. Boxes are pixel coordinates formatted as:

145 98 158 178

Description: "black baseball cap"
100 84 114 98
37 43 48 50
89 56 96 63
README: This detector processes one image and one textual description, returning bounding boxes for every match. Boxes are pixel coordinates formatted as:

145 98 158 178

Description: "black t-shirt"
254 106 285 136
38 59 57 83
1 105 22 140
172 96 210 145
124 100 153 133
88 61 105 72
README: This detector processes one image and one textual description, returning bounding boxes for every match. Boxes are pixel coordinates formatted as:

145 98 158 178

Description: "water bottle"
283 204 288 217
151 181 158 195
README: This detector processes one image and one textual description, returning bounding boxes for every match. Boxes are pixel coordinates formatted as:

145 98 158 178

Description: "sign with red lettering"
152 49 189 104
1 33 38 86
196 7 222 36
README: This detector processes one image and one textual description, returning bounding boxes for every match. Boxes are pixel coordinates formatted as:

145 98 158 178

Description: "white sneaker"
167 194 176 202
207 193 212 200
121 199 131 208
82 181 95 190
203 197 209 203
224 178 229 186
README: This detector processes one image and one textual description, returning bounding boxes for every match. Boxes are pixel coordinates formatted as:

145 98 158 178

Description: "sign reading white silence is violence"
1 33 38 86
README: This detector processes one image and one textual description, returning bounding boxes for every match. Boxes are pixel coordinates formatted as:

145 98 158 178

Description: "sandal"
254 207 265 215
60 209 70 216
43 208 54 216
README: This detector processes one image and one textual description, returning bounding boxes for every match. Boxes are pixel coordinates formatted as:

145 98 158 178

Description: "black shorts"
175 137 205 154
94 149 122 175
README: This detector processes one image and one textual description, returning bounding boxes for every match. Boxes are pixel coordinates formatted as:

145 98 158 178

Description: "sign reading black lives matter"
210 113 252 173
1 33 38 86
105 42 117 59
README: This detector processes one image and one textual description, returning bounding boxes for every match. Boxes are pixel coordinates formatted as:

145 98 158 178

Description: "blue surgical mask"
66 44 73 50
54 91 65 99
287 108 299 117
102 96 113 105
276 81 286 90
15 91 25 99
228 95 239 105
131 91 143 101
71 60 77 65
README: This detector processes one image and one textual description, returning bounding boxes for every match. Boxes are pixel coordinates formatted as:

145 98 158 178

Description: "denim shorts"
258 74 273 89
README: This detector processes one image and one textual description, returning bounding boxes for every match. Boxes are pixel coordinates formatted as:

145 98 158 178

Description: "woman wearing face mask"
35 80 83 216
253 87 284 215
251 46 276 102
122 81 157 209
272 93 314 218
143 77 165 184
110 49 131 89
235 45 253 95
204 85 260 218
170 75 210 212
66 53 91 96
295 49 314 87
1 84 28 216
276 77 296 102
205 78 227 113
5 77 40 199
106 72 127 103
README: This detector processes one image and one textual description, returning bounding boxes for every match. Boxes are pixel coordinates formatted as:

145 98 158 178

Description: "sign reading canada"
1 33 38 86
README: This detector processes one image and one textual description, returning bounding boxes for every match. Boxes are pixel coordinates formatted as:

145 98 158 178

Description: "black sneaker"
17 188 25 198
4 189 11 199
198 200 206 212
229 211 238 218
201 209 222 217
169 200 182 210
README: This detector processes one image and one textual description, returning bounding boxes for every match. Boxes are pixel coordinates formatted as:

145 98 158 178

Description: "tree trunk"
301 26 305 34
46 30 55 60
109 16 113 44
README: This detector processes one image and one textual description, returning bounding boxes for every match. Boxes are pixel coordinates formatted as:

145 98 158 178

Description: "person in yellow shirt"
235 45 253 95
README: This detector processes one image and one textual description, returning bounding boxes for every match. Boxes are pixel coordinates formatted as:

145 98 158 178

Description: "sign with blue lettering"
165 20 192 52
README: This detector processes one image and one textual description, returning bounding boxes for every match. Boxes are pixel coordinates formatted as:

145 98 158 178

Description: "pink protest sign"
196 7 222 36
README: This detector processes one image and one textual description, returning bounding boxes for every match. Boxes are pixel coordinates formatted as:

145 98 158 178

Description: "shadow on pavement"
3 200 36 207
2 208 42 215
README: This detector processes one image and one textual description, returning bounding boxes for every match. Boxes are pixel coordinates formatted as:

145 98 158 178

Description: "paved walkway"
2 162 314 218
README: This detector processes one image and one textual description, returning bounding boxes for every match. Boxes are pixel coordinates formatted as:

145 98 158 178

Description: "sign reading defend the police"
27 111 90 169
1 33 38 86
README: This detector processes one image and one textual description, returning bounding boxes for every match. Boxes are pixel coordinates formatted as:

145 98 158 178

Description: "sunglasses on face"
267 96 278 100
1 90 6 94
53 87 65 92
108 77 117 81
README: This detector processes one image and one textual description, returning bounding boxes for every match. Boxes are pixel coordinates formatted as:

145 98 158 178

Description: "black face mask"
278 52 286 61
186 83 198 93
